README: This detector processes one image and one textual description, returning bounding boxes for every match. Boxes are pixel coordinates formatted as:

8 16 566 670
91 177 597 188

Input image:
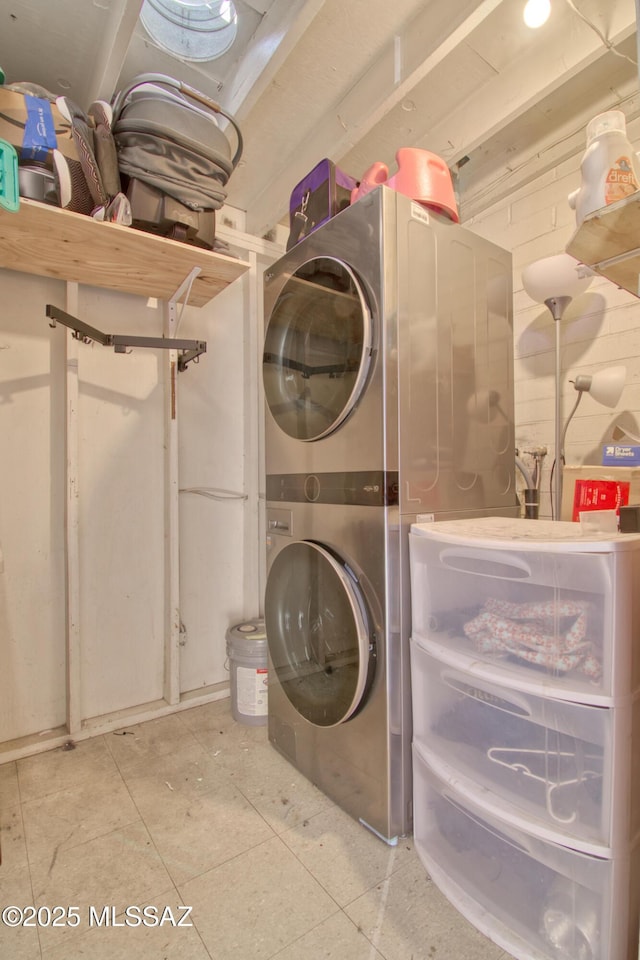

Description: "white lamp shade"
522 254 593 304
587 366 626 408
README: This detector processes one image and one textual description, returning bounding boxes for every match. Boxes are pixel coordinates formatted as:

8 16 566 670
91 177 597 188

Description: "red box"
561 465 640 521
570 479 629 521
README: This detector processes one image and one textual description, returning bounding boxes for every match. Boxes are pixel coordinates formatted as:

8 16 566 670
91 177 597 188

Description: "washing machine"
263 185 519 843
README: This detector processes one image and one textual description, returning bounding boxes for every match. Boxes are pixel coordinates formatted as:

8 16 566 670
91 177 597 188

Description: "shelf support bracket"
169 267 201 323
45 304 207 372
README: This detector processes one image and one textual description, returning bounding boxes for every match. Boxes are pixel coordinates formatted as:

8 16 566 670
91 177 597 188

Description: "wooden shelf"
0 199 250 307
566 194 640 299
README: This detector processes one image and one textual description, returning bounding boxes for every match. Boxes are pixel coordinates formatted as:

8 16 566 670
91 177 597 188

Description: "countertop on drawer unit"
410 516 640 546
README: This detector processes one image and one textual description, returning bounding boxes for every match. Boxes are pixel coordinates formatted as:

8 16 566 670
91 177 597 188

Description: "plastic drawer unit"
409 517 640 960
410 640 640 853
409 517 640 703
412 747 639 960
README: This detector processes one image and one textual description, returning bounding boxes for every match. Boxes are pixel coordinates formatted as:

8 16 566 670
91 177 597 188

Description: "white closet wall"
0 272 67 743
0 225 279 761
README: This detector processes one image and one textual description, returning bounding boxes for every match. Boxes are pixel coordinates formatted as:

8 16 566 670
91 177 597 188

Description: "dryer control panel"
266 471 399 507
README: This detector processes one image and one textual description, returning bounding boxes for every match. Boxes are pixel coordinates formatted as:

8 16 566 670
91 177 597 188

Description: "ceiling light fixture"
523 0 551 28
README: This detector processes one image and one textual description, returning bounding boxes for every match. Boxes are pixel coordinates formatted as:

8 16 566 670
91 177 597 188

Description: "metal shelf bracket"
46 304 207 371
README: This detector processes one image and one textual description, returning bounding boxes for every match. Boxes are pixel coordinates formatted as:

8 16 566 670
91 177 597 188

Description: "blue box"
602 444 640 465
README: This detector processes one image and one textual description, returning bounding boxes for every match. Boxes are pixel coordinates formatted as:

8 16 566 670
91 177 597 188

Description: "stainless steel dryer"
263 186 519 843
265 490 403 843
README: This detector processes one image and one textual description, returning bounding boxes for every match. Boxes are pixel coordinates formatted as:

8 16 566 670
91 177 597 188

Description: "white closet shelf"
566 193 640 299
0 198 250 307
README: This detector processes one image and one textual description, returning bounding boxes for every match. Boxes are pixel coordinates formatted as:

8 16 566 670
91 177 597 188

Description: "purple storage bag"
287 158 358 249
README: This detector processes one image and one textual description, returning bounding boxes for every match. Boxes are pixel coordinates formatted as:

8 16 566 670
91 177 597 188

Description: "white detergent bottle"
568 110 640 226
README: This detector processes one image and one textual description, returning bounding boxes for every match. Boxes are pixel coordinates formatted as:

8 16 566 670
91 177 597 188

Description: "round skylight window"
140 0 238 62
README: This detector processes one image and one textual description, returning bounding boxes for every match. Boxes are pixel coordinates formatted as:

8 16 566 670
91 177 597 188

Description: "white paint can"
225 619 268 725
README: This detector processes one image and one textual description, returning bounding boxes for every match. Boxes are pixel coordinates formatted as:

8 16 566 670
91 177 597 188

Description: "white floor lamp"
560 366 627 480
522 254 593 519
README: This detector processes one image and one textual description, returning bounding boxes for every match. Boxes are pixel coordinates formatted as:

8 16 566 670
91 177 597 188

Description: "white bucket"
225 618 268 725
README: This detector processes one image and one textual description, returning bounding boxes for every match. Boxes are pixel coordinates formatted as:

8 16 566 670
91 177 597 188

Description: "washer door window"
265 540 373 727
263 257 372 441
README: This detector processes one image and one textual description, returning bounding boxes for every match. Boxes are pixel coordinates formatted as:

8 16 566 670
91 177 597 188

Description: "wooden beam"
413 0 637 170
84 0 145 104
223 0 328 118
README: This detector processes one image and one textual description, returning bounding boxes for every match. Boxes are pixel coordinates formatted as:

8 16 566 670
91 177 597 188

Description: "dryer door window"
265 540 374 727
263 256 372 441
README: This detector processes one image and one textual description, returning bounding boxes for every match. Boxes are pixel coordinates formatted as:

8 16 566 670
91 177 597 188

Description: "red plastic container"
351 147 459 222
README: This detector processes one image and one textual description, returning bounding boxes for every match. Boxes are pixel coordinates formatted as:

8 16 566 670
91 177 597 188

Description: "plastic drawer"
409 519 640 702
412 746 637 960
410 639 624 852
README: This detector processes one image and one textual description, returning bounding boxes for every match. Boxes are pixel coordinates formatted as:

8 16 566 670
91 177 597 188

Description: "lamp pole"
521 253 593 521
545 295 572 520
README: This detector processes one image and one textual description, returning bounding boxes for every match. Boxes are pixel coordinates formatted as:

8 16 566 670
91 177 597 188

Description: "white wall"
74 289 166 719
0 272 67 742
465 121 640 520
0 237 270 754
177 277 253 694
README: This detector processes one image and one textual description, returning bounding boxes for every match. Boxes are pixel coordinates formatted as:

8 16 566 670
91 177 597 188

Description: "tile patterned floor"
0 700 508 959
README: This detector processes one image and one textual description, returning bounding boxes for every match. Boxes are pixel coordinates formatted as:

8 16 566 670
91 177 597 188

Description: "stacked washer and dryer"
262 185 519 844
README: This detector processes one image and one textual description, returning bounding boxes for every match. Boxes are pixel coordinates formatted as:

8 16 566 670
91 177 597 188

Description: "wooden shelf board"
566 194 640 299
589 256 640 298
0 199 250 306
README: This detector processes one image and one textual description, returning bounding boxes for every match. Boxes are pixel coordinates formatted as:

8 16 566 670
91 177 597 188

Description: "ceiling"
1 0 638 236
